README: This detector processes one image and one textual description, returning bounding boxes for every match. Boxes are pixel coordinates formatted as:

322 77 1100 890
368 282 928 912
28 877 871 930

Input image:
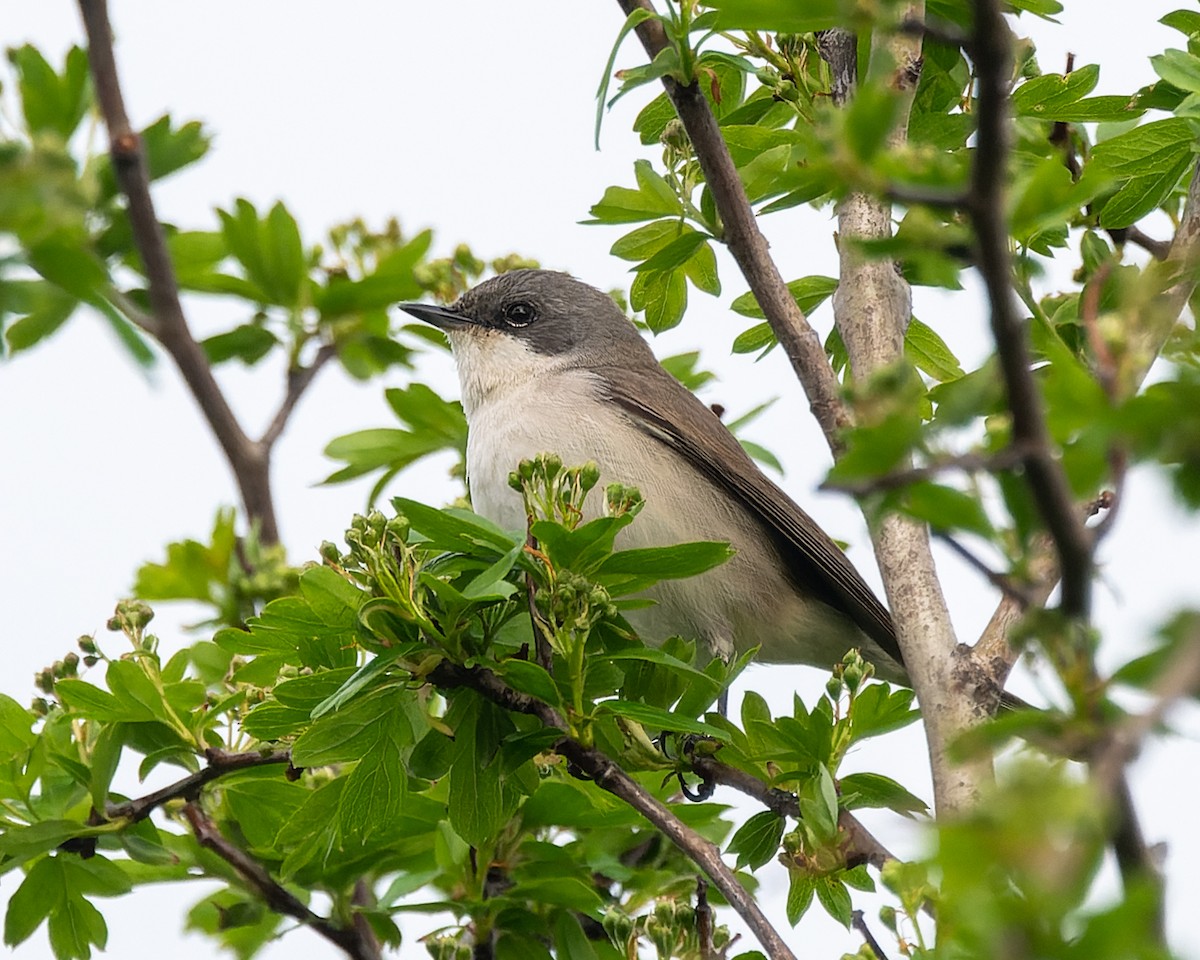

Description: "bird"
399 269 908 684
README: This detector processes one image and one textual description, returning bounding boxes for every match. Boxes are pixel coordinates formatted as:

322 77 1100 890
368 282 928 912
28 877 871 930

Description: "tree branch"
821 445 1031 495
183 803 382 960
818 1 999 813
260 343 338 450
615 0 850 449
690 757 899 873
76 0 281 543
103 748 293 824
430 661 798 960
966 0 1094 620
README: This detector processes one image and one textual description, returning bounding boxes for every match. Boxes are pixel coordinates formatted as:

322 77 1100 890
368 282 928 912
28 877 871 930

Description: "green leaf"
26 236 109 303
1162 10 1200 39
610 219 688 261
905 317 963 381
272 667 360 711
1090 118 1195 228
684 240 721 296
1152 48 1200 95
291 686 406 766
1012 64 1099 116
587 160 683 223
448 699 507 847
731 276 837 320
200 324 278 366
554 913 599 960
598 541 733 592
54 680 128 722
839 772 928 816
393 498 517 552
815 877 853 928
899 481 995 536
139 115 211 184
630 267 688 332
708 0 841 32
4 283 78 354
315 231 431 316
594 6 658 147
337 706 410 841
217 199 307 307
4 856 59 947
497 659 563 707
0 695 37 759
105 660 169 724
596 700 729 738
8 45 91 139
323 428 453 483
847 684 920 741
0 821 99 864
631 231 709 273
461 543 523 601
728 810 785 870
785 871 815 925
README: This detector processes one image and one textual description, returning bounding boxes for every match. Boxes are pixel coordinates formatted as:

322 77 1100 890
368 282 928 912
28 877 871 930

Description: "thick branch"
184 803 381 960
430 661 798 960
821 2 996 812
103 748 293 823
967 0 1093 619
616 0 849 449
77 0 281 542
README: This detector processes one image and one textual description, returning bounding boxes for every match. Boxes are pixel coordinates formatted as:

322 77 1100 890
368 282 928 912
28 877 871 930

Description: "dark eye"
502 301 537 327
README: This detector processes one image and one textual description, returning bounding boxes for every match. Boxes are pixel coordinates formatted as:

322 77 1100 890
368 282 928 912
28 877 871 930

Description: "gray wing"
597 362 904 668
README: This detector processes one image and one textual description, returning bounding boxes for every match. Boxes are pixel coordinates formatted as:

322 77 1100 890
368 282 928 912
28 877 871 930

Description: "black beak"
397 301 474 331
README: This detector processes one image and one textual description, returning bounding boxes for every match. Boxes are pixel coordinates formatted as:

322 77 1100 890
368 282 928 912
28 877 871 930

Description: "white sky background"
2 1 1199 958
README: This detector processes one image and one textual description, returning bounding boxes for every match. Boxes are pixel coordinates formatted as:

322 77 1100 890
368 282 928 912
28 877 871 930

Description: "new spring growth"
507 453 602 529
107 599 156 651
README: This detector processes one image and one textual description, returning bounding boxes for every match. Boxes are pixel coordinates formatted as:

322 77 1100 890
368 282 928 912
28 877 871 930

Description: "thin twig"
430 661 798 960
76 0 281 542
852 910 892 960
967 0 1094 619
821 444 1031 496
103 748 293 823
897 15 968 48
184 803 382 960
884 184 971 209
696 878 715 960
933 532 1033 607
260 343 338 449
1124 226 1172 261
615 0 850 449
1091 623 1200 796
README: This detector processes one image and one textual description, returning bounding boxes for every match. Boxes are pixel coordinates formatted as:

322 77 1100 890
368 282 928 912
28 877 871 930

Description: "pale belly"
463 374 898 679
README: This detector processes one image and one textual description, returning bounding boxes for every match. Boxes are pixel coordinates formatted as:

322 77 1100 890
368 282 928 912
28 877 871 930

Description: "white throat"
447 328 574 418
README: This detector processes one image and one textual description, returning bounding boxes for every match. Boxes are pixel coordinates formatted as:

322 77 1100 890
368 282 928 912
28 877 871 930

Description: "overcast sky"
2 2 1199 958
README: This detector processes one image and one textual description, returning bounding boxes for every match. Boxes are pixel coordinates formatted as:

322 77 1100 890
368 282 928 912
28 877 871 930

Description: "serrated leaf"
905 317 963 381
728 810 785 870
815 877 853 927
0 695 37 759
840 771 928 815
785 871 815 925
596 700 728 738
